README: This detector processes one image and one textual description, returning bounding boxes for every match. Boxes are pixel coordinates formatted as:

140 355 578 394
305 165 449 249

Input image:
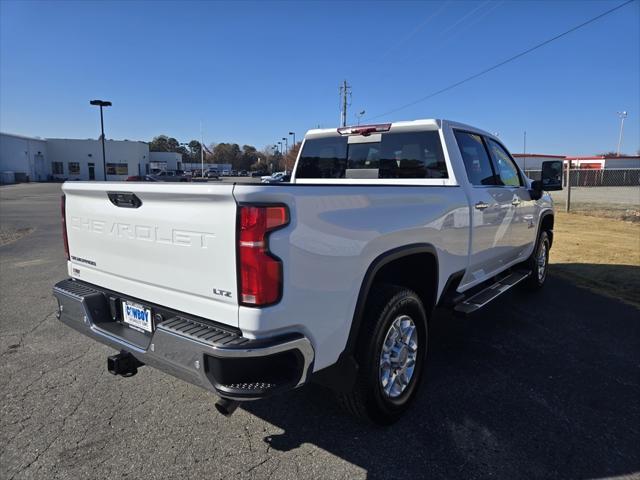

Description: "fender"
538 209 554 248
312 243 438 392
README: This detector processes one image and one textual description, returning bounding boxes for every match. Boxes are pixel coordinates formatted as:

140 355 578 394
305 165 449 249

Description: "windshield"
296 130 447 179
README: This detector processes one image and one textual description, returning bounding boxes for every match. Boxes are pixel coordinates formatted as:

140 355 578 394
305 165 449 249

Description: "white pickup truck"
53 119 563 424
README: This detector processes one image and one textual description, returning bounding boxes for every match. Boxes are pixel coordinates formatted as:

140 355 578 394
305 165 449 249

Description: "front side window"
486 139 522 187
296 131 448 179
454 131 497 186
68 162 80 175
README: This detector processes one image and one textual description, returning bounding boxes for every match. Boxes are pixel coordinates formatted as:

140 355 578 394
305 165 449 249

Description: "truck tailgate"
62 182 239 328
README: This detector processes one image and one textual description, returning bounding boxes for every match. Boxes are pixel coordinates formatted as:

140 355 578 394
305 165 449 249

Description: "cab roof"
305 119 496 141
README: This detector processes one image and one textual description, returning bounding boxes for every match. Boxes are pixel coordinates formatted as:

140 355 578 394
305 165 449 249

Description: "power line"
367 0 636 121
436 0 491 39
380 0 450 60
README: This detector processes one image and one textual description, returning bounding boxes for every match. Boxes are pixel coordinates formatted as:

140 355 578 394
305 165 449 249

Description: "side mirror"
541 160 563 191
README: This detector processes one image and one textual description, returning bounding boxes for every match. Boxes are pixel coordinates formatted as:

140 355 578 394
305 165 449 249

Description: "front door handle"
511 199 521 206
475 201 489 210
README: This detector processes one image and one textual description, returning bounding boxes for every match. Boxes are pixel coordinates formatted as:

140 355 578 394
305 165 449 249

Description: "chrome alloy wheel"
379 315 418 398
537 240 548 282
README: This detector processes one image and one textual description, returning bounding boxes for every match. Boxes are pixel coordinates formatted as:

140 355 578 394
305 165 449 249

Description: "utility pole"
617 111 628 156
339 80 351 127
565 159 572 213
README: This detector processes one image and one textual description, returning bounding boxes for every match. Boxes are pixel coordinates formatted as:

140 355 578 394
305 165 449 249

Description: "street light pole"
289 131 296 148
200 121 205 179
617 111 628 156
282 137 288 156
89 99 112 180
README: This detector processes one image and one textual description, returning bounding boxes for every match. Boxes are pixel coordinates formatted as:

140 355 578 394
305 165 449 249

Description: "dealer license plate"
122 301 153 333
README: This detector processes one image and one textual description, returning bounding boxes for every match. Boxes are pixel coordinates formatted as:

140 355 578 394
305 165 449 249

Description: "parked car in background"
222 170 231 176
206 168 219 179
261 171 287 183
125 175 159 182
148 171 190 182
239 170 248 177
261 173 290 183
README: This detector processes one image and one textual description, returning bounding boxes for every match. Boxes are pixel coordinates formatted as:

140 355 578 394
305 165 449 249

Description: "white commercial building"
512 153 567 171
0 133 49 183
0 132 185 183
564 155 640 169
513 153 640 170
46 138 149 181
149 151 183 172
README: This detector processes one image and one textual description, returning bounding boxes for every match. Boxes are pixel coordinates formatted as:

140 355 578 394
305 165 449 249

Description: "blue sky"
1 0 638 155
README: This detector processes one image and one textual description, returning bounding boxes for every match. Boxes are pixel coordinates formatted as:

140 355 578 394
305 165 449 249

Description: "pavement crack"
0 310 56 357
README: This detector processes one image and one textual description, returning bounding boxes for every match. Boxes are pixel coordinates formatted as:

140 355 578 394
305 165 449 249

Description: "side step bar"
454 270 531 315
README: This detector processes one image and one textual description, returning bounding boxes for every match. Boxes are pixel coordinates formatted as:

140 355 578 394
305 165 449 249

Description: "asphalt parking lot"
1 183 639 480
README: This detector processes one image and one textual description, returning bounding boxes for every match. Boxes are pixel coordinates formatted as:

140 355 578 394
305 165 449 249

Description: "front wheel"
339 284 428 425
524 230 550 290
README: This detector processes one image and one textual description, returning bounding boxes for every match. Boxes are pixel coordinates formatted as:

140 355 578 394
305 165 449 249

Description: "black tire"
523 230 550 290
339 284 428 425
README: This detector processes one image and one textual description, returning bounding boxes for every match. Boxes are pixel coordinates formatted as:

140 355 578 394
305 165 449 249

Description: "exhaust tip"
215 398 240 417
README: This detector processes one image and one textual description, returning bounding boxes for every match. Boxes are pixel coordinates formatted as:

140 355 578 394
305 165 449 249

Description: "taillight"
238 205 289 306
61 194 70 260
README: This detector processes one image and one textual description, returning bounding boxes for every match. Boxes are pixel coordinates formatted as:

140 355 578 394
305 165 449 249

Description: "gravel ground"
1 183 639 480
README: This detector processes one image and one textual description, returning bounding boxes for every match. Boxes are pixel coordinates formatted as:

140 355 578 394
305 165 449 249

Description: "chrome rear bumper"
53 279 314 400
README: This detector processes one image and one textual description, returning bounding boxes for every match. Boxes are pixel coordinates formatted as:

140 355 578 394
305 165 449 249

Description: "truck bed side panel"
233 184 470 370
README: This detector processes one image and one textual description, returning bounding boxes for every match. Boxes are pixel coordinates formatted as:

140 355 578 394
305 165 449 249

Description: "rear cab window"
295 130 449 182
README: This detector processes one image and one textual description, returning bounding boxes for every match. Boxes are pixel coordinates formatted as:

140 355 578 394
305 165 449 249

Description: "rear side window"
296 131 448 179
486 139 522 187
454 131 498 186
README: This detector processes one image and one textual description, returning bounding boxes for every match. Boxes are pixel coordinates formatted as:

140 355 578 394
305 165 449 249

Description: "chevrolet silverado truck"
53 119 563 424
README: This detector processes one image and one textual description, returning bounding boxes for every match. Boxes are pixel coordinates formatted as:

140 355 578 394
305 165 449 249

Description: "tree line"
149 135 300 173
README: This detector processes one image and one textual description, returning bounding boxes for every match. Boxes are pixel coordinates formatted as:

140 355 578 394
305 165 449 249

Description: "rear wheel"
339 284 428 425
524 230 550 290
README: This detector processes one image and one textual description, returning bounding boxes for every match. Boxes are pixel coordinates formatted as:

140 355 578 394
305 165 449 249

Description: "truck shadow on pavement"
242 275 640 479
550 263 640 309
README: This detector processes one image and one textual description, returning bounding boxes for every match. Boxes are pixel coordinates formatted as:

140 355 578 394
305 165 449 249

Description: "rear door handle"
511 199 521 206
475 201 489 210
